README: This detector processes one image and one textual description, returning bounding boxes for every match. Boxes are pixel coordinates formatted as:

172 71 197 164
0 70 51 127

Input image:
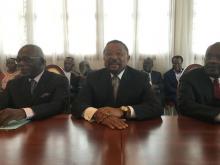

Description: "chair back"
46 64 65 76
181 64 202 76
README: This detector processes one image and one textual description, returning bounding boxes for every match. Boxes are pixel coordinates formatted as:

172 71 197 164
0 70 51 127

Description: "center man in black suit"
178 42 220 122
72 40 163 129
0 44 69 126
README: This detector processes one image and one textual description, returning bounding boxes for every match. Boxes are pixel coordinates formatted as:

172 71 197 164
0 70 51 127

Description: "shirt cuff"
128 106 136 118
23 108 35 119
215 113 220 121
83 107 98 121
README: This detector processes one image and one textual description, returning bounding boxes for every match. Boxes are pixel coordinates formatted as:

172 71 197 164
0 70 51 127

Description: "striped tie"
112 75 120 100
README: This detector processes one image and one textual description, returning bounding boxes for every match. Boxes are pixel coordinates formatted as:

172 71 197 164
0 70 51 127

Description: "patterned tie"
30 79 37 95
112 75 120 100
213 79 220 99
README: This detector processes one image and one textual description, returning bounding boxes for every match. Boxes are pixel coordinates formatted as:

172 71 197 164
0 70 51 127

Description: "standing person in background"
1 58 20 90
164 56 184 107
72 40 163 129
142 58 164 106
63 57 81 113
0 69 4 81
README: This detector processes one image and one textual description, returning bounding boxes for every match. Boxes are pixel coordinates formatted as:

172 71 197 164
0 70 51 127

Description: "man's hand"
93 107 123 123
101 116 128 129
98 107 123 118
0 108 26 126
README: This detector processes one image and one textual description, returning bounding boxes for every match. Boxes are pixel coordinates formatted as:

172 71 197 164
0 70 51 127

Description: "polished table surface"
0 115 219 165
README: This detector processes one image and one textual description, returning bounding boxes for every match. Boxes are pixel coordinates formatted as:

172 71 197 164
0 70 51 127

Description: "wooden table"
0 115 219 165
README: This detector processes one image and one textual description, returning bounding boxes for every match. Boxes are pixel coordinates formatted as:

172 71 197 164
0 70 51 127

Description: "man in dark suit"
0 44 69 126
72 40 163 129
178 42 220 122
142 57 164 105
164 55 183 106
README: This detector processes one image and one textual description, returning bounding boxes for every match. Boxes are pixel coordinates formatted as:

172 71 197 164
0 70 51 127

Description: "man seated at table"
0 44 69 126
72 40 163 129
178 42 220 122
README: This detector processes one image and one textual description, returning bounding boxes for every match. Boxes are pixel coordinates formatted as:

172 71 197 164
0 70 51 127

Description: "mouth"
20 68 30 75
109 63 120 69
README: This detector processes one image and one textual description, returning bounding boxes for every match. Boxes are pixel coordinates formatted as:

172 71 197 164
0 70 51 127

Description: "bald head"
17 44 45 78
18 44 44 59
204 42 220 78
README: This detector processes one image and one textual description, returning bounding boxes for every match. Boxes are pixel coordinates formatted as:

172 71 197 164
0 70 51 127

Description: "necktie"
112 75 120 100
30 79 37 95
213 79 220 99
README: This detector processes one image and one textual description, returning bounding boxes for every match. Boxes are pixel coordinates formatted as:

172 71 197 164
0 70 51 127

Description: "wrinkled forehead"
17 46 43 59
104 43 128 54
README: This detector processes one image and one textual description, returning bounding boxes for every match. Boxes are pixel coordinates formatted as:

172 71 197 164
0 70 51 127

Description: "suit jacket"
178 67 220 122
163 69 178 104
72 66 163 120
0 71 69 120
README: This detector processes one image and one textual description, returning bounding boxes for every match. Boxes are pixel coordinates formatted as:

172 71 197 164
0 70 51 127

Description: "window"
0 0 26 55
138 0 170 55
0 0 171 58
193 0 220 55
67 0 96 56
33 0 64 55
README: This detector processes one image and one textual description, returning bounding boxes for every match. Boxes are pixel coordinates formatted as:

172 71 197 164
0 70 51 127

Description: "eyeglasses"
16 56 42 63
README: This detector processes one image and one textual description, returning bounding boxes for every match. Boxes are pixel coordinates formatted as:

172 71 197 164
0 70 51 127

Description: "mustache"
108 59 120 64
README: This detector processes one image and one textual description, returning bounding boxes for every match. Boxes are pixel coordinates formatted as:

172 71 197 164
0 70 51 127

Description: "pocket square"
40 93 51 98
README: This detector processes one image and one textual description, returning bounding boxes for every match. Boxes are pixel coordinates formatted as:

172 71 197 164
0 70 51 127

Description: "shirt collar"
143 70 152 74
210 77 220 83
110 69 125 80
29 70 44 83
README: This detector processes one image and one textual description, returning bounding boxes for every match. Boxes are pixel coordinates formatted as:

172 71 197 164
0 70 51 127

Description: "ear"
127 55 130 61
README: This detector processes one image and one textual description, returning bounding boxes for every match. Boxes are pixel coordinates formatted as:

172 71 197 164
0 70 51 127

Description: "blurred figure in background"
63 57 80 112
63 57 80 98
78 60 93 89
1 58 20 90
79 60 92 77
163 55 184 115
142 58 164 106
